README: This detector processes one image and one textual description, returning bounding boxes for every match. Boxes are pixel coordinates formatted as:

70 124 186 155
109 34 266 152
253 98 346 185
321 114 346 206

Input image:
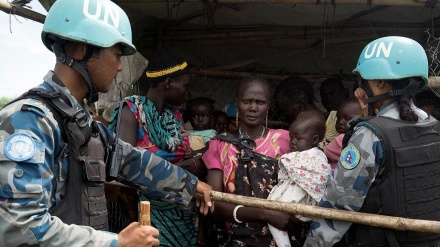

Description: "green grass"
0 97 14 108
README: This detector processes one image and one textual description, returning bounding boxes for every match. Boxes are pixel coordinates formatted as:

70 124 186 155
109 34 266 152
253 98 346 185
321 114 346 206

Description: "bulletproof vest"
12 88 110 230
350 116 440 247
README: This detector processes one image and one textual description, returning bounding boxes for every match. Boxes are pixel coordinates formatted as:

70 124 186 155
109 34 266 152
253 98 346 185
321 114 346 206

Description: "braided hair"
390 79 418 123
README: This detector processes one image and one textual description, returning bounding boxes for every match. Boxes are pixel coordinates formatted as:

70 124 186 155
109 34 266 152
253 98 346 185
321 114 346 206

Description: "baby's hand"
184 148 195 159
354 87 368 115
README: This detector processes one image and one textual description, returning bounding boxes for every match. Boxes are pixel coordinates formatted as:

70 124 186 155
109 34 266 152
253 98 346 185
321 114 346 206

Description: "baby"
324 98 362 169
267 110 330 247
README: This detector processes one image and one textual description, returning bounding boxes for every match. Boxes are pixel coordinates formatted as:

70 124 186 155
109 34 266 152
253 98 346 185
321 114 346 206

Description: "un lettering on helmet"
363 42 393 59
41 0 136 55
352 36 428 87
83 0 120 29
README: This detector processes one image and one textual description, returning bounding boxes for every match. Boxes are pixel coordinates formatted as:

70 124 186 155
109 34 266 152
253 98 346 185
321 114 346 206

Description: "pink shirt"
323 134 344 170
203 129 290 193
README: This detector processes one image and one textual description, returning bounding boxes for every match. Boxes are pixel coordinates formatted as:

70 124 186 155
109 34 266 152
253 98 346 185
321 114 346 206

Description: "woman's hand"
195 181 214 215
262 209 297 231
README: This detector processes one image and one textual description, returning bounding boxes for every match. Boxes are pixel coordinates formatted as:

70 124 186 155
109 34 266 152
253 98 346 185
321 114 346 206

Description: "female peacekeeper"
304 36 440 247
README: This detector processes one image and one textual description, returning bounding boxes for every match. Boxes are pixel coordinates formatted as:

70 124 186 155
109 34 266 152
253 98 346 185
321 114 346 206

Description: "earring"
236 111 239 127
301 106 304 114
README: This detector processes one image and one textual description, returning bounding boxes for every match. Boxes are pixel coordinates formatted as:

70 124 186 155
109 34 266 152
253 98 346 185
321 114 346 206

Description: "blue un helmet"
352 36 428 109
41 0 136 103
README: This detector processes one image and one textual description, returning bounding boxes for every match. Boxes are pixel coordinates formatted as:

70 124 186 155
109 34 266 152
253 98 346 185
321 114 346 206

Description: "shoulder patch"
340 145 361 170
4 133 36 162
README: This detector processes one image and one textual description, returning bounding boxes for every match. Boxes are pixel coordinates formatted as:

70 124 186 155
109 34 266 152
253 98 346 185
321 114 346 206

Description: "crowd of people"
1 0 440 246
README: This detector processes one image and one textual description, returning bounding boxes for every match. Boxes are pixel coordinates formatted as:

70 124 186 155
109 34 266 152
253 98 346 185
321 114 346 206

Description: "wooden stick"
0 1 46 24
194 191 440 234
139 201 151 226
115 0 437 7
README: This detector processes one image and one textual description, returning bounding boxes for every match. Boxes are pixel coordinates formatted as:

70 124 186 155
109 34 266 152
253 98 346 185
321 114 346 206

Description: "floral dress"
203 129 290 247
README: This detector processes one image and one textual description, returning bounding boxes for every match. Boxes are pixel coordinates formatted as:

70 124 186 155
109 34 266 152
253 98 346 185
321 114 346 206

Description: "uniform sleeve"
0 100 118 247
304 126 384 247
98 125 198 206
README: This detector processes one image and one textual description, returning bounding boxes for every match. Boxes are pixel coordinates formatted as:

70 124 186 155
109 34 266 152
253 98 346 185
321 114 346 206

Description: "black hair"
274 76 314 104
188 97 215 115
320 77 344 91
293 110 326 141
236 74 271 100
389 79 418 123
338 97 361 109
213 110 228 119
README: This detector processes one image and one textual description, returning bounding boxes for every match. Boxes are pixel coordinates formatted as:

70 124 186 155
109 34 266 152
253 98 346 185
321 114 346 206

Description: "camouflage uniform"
304 102 429 247
0 71 198 246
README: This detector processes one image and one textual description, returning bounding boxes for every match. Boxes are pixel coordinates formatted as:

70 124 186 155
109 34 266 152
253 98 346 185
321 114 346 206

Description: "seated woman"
203 75 294 246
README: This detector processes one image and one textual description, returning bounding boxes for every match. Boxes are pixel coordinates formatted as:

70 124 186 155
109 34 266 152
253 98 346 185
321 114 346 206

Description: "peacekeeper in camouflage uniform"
0 0 213 246
304 36 440 246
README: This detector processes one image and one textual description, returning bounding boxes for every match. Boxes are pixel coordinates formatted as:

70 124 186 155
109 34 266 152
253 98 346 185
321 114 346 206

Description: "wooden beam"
142 25 433 42
209 39 322 70
190 68 355 86
191 68 440 89
116 0 436 7
194 191 440 234
0 1 46 24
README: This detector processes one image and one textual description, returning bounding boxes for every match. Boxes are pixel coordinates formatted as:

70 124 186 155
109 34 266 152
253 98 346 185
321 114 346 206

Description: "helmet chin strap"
359 78 421 116
50 36 100 105
358 79 377 116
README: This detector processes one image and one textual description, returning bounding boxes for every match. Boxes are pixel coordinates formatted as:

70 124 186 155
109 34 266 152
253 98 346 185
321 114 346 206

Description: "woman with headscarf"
109 51 205 246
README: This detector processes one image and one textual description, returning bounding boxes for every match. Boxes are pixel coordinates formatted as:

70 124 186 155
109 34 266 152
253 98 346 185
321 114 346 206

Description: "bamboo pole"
139 201 151 226
194 191 440 234
190 68 440 89
116 0 437 7
0 1 45 24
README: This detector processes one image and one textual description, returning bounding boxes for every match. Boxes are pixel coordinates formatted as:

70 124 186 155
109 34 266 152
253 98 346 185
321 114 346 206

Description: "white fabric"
267 147 331 247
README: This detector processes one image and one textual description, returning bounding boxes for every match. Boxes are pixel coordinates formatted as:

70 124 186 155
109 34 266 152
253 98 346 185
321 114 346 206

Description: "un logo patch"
340 145 360 170
4 133 36 162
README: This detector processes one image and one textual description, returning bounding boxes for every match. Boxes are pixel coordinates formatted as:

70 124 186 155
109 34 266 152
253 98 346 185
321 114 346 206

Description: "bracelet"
233 205 244 223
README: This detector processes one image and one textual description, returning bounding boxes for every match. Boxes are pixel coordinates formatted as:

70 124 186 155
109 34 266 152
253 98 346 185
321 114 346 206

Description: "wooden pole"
0 1 45 24
115 0 437 7
194 191 440 234
139 201 151 226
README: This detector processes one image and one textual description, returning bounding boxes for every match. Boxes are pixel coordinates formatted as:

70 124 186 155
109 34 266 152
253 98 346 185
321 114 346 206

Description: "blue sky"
0 1 54 98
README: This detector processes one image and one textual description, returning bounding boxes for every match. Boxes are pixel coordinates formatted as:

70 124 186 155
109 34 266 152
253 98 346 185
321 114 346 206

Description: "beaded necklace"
239 126 266 139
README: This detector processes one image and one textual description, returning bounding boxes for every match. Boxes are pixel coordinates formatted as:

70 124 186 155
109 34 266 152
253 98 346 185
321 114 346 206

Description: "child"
324 98 362 169
187 97 217 246
187 97 217 151
213 110 229 134
267 110 330 247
